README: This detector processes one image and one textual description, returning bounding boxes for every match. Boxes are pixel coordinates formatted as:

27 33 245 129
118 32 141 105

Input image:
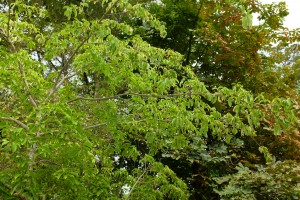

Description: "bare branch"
18 61 38 107
48 73 76 99
1 117 29 131
84 123 107 130
48 35 90 100
29 143 36 171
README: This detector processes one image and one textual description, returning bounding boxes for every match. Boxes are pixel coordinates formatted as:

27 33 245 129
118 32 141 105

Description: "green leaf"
273 124 281 136
11 143 18 153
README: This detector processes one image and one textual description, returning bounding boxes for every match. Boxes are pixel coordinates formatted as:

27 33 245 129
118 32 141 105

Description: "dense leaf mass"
0 0 300 199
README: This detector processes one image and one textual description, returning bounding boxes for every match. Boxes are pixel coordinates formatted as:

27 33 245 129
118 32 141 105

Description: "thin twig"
0 117 29 131
48 34 90 100
64 36 90 70
18 61 38 107
99 0 120 22
0 25 38 107
125 168 148 200
84 123 107 130
7 2 11 41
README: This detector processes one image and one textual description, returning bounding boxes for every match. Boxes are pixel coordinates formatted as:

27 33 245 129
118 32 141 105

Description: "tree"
138 0 298 94
0 0 299 199
136 0 300 198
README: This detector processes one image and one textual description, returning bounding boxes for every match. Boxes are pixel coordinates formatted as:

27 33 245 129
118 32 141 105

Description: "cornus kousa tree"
0 0 299 199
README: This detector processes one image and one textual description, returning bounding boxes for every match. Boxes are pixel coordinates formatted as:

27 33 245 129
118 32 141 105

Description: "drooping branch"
84 119 172 130
68 92 195 103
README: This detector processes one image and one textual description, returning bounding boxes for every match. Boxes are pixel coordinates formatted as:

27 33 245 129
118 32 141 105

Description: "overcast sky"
255 0 300 29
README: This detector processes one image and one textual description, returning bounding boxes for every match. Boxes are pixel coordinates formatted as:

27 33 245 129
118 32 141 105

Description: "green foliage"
0 0 299 199
240 5 253 29
215 161 300 199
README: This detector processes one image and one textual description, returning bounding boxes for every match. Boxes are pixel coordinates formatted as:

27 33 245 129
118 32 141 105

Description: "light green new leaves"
259 146 274 164
240 5 253 29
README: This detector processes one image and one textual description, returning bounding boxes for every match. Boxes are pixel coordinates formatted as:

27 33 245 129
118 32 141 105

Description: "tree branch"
125 168 148 200
48 33 90 100
68 92 194 103
48 0 120 100
47 73 76 99
99 0 120 22
18 61 38 107
0 181 28 200
84 123 107 130
84 119 172 130
184 1 203 65
0 25 38 107
7 2 11 41
1 117 29 131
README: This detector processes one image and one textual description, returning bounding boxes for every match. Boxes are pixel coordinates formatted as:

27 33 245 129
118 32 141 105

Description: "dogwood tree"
0 0 299 199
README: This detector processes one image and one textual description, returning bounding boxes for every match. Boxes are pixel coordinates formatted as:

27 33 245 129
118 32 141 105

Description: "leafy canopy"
0 0 299 199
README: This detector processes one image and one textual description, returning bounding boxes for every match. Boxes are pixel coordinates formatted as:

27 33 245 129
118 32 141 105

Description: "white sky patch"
252 12 263 26
254 0 300 29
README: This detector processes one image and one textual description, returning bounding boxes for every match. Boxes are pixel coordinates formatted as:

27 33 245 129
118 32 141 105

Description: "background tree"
137 0 298 93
